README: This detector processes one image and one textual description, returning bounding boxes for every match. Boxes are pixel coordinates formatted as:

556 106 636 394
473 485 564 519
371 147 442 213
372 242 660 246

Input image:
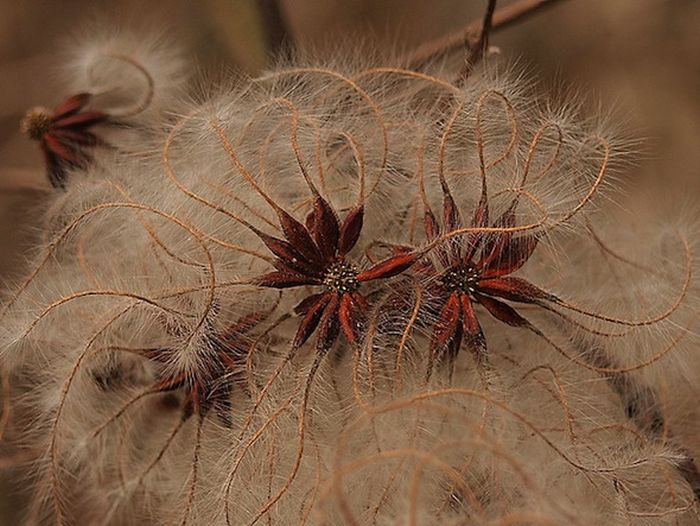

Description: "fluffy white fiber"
0 31 698 526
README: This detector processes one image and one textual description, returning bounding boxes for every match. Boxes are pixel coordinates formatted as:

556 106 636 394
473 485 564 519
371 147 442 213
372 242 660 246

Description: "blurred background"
0 0 699 523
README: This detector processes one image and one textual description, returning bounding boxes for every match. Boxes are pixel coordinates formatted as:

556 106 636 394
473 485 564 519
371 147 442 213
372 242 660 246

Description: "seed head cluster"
323 260 360 294
0 31 698 526
441 264 479 294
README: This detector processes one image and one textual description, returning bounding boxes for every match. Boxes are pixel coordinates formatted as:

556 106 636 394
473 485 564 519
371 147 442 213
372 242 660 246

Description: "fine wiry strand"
60 25 186 121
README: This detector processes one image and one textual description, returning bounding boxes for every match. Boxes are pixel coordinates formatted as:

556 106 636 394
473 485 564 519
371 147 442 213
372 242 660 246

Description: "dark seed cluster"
323 260 360 294
441 264 480 294
21 107 52 141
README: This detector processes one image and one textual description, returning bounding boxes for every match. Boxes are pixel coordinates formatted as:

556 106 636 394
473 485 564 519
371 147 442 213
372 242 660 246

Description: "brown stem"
460 0 498 81
406 0 570 67
259 0 293 61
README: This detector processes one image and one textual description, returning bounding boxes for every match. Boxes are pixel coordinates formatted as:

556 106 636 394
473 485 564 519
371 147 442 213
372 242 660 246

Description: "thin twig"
460 0 498 81
258 0 293 61
406 0 570 67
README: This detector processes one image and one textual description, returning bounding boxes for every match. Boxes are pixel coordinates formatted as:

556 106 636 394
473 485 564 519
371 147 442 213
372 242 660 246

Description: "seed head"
441 264 480 294
323 260 360 294
20 107 52 140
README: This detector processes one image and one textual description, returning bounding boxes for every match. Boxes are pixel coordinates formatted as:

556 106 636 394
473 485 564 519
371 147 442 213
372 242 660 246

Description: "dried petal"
44 135 87 167
53 111 108 129
52 128 101 147
305 208 316 235
356 251 421 282
40 141 66 188
350 291 368 313
52 93 91 118
443 193 463 261
481 235 539 278
311 197 340 262
478 277 557 303
338 205 364 256
465 197 489 261
443 193 462 233
316 294 340 352
255 229 322 275
477 210 516 269
475 293 528 327
294 293 326 316
430 292 461 350
293 293 331 349
276 208 323 265
255 270 321 289
460 294 487 357
339 293 364 344
424 209 440 241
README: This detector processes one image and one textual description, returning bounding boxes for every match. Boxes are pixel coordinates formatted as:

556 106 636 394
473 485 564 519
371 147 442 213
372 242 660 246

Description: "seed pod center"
441 264 480 294
323 260 359 294
21 107 52 141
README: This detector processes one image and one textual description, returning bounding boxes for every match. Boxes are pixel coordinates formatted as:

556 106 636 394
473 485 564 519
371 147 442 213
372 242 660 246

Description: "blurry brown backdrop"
1 0 699 523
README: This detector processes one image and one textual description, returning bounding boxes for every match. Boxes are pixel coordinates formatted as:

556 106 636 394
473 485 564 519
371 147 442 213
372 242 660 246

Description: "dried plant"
1 1 699 525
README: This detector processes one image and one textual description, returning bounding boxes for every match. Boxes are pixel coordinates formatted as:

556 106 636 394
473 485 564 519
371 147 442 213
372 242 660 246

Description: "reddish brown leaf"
294 293 326 316
44 135 87 166
481 235 539 278
478 277 557 303
52 93 91 118
53 111 108 129
430 292 461 350
293 293 331 349
316 294 340 352
477 210 515 269
254 229 321 275
338 205 364 256
311 197 340 262
443 193 464 261
425 208 451 267
52 128 101 147
255 270 321 288
475 293 528 327
339 293 364 344
305 208 316 236
443 193 462 233
351 291 368 313
460 294 487 357
276 208 323 265
424 209 440 241
465 197 489 261
356 251 420 282
40 142 66 188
